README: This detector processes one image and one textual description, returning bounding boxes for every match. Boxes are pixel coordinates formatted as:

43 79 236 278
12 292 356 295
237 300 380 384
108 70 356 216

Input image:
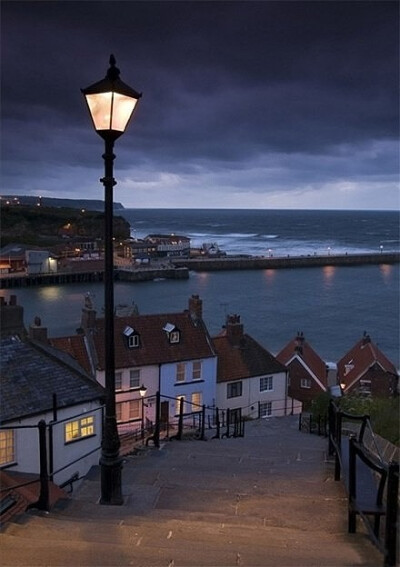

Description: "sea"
1 209 399 367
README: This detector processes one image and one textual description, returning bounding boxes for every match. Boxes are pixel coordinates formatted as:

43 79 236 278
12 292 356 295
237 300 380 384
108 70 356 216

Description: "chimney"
295 331 305 355
362 331 371 345
29 316 48 343
0 295 27 339
226 314 244 347
189 294 203 321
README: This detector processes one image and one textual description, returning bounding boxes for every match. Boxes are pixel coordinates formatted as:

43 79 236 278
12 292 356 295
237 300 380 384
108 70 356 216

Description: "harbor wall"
172 252 399 271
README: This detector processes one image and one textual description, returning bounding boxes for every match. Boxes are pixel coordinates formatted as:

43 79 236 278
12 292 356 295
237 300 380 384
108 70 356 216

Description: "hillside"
0 204 130 248
1 195 125 211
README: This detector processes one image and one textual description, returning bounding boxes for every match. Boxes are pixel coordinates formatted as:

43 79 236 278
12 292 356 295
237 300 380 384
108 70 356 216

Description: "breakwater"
0 266 189 289
172 252 399 271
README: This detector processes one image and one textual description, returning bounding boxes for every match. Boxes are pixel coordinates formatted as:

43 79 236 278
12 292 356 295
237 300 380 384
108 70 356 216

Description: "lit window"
191 392 202 408
65 416 94 443
116 403 122 422
227 381 242 399
192 361 202 380
115 372 122 390
300 378 311 389
176 395 185 415
260 401 272 418
0 430 15 466
130 369 140 389
176 362 186 382
129 400 140 420
260 376 273 391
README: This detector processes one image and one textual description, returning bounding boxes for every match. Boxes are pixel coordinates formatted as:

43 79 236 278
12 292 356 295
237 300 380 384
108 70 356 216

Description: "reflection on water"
263 269 276 282
323 265 336 286
379 264 393 282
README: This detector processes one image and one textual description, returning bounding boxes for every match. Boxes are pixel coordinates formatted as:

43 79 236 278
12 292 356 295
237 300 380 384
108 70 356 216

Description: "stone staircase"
0 417 384 567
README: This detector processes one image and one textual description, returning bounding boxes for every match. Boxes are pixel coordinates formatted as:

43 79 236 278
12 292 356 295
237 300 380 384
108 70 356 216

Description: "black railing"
328 400 399 567
0 405 103 512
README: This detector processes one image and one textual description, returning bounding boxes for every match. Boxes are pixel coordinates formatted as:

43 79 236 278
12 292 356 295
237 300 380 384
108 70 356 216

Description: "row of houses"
0 293 397 493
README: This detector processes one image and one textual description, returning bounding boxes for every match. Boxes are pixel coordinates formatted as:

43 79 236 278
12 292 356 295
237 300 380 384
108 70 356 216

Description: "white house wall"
97 364 159 430
160 357 217 418
217 371 289 418
5 401 102 486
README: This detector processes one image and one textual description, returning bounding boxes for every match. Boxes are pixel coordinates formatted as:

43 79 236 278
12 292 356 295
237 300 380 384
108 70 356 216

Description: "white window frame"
65 415 95 443
260 376 273 392
0 430 15 466
128 334 140 348
192 361 202 381
176 362 186 382
129 369 140 389
115 371 122 391
300 378 312 389
170 330 180 344
260 401 272 418
227 381 242 399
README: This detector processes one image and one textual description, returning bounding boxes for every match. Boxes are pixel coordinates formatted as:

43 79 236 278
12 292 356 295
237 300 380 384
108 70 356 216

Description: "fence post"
154 391 160 448
176 397 184 440
213 407 221 439
328 401 335 455
384 461 399 567
36 419 50 511
199 405 206 441
348 435 357 533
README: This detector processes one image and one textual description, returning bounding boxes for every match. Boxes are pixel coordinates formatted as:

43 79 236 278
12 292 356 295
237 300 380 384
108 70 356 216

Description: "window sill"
174 379 205 386
65 433 96 445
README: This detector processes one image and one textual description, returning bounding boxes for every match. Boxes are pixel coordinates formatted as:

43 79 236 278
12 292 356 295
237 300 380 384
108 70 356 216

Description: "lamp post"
82 55 142 505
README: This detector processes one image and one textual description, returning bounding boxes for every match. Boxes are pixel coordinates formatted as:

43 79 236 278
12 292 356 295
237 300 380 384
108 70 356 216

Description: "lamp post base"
99 454 123 505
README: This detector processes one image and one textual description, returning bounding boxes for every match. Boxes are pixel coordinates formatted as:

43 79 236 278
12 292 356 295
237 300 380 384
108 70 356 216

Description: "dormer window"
123 326 140 348
163 323 180 344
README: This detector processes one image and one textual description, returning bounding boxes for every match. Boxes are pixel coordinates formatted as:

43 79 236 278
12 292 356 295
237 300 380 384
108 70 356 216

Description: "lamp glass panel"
85 92 113 131
110 93 138 132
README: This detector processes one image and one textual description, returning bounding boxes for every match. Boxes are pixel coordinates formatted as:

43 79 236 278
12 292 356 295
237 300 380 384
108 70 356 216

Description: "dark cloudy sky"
1 1 399 210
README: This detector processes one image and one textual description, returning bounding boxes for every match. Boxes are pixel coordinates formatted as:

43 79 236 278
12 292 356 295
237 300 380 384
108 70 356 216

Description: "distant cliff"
0 204 130 248
1 195 125 211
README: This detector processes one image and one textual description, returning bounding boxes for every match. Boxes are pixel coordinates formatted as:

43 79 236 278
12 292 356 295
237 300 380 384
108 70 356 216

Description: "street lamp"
139 384 148 441
82 55 142 505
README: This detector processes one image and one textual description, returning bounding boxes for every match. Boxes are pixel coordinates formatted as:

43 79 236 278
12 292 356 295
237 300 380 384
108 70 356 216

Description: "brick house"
276 332 329 409
337 332 398 397
213 315 294 419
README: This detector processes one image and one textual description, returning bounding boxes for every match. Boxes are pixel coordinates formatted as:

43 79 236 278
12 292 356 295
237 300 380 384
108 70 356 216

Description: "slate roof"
0 337 105 423
337 333 398 388
276 333 328 385
213 333 286 383
50 335 92 375
93 312 216 370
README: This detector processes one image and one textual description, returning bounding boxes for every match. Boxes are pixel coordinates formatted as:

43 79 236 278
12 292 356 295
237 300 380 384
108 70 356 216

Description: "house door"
160 401 169 429
229 408 242 424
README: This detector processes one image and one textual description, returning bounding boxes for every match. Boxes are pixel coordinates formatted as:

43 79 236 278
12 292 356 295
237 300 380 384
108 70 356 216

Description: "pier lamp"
82 55 142 505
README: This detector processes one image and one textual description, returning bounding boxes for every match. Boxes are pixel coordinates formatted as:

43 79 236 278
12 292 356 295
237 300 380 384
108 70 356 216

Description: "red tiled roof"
94 312 216 370
213 333 286 383
337 334 397 388
50 335 92 375
276 335 328 386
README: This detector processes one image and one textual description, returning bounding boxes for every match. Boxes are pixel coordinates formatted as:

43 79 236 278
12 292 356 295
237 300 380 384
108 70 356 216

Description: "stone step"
1 512 379 567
